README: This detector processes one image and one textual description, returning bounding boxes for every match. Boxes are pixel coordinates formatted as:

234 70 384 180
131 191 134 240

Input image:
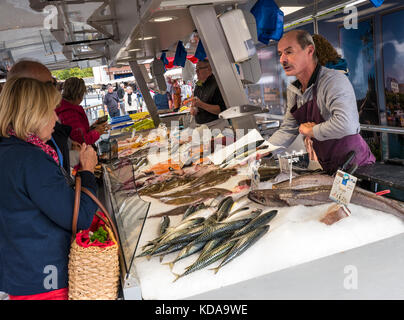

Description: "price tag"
329 170 357 207
249 160 261 190
278 155 290 173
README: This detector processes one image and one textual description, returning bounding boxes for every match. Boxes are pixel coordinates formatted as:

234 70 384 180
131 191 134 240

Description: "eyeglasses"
195 66 209 71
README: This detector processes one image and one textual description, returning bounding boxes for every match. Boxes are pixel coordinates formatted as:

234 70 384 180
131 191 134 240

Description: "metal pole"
128 60 161 127
313 0 319 34
189 5 258 132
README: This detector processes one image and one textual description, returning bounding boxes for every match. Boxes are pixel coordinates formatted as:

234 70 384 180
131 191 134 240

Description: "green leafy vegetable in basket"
90 226 108 243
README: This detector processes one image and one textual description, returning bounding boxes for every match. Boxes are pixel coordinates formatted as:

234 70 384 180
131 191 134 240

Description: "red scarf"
8 128 60 165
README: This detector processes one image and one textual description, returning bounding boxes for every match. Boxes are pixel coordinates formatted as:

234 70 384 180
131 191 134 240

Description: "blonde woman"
57 77 108 145
0 77 98 300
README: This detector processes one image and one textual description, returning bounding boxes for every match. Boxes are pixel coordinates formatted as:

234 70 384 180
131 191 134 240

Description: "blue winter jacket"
0 136 98 296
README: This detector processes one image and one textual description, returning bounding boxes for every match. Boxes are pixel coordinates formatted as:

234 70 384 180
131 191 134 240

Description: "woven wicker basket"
68 176 121 300
68 226 120 300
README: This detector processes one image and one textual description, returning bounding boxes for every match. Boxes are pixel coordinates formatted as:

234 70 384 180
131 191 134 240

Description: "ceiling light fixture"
279 6 305 16
136 36 156 41
128 48 141 52
345 0 367 8
150 16 177 23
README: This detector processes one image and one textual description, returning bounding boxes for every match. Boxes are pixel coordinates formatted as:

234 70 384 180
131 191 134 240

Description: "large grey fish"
172 240 236 282
148 204 190 218
155 169 237 199
230 210 277 239
211 225 270 274
249 186 404 218
248 188 292 207
271 173 334 190
158 188 232 206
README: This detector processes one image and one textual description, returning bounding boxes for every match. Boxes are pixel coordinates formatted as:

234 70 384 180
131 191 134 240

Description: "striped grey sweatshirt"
268 66 360 148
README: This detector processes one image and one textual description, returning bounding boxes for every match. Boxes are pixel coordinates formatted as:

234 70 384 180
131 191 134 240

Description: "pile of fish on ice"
136 196 277 282
133 165 404 282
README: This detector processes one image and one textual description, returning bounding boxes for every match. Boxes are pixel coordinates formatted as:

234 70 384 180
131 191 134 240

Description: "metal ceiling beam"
64 37 111 45
129 59 161 127
87 0 120 42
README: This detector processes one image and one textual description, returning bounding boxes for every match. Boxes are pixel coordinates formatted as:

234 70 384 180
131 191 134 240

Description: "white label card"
278 157 290 173
329 170 357 206
249 160 261 190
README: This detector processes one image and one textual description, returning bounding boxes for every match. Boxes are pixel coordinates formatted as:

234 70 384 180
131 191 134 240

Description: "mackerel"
216 197 234 222
172 241 236 282
211 225 270 274
197 235 231 261
231 210 277 239
190 218 252 245
225 208 262 222
159 216 170 236
182 202 207 220
163 241 207 270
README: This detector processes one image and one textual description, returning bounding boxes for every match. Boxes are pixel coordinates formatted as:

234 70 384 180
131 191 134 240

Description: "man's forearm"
197 100 221 115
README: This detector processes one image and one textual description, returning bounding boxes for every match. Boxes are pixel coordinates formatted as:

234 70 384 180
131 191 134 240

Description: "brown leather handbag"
68 175 120 300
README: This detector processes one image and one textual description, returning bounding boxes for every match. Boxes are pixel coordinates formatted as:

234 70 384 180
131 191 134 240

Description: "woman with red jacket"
56 77 108 145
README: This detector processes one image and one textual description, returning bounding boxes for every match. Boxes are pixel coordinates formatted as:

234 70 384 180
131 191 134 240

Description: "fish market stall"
101 126 404 300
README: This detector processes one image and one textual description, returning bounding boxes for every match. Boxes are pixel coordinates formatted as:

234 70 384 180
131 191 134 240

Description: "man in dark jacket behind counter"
187 59 228 130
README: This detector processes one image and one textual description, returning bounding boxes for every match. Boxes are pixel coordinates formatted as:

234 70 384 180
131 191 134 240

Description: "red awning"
164 55 198 69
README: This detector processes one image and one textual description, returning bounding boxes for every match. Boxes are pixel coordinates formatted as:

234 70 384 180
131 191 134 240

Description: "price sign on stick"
329 170 357 207
249 160 261 190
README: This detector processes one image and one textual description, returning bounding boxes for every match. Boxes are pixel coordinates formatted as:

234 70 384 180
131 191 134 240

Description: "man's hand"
299 122 316 138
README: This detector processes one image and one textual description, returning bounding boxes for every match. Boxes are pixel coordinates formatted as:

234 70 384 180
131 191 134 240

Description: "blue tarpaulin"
173 41 187 67
160 52 169 65
250 0 284 45
194 40 207 61
369 0 384 7
160 52 168 71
